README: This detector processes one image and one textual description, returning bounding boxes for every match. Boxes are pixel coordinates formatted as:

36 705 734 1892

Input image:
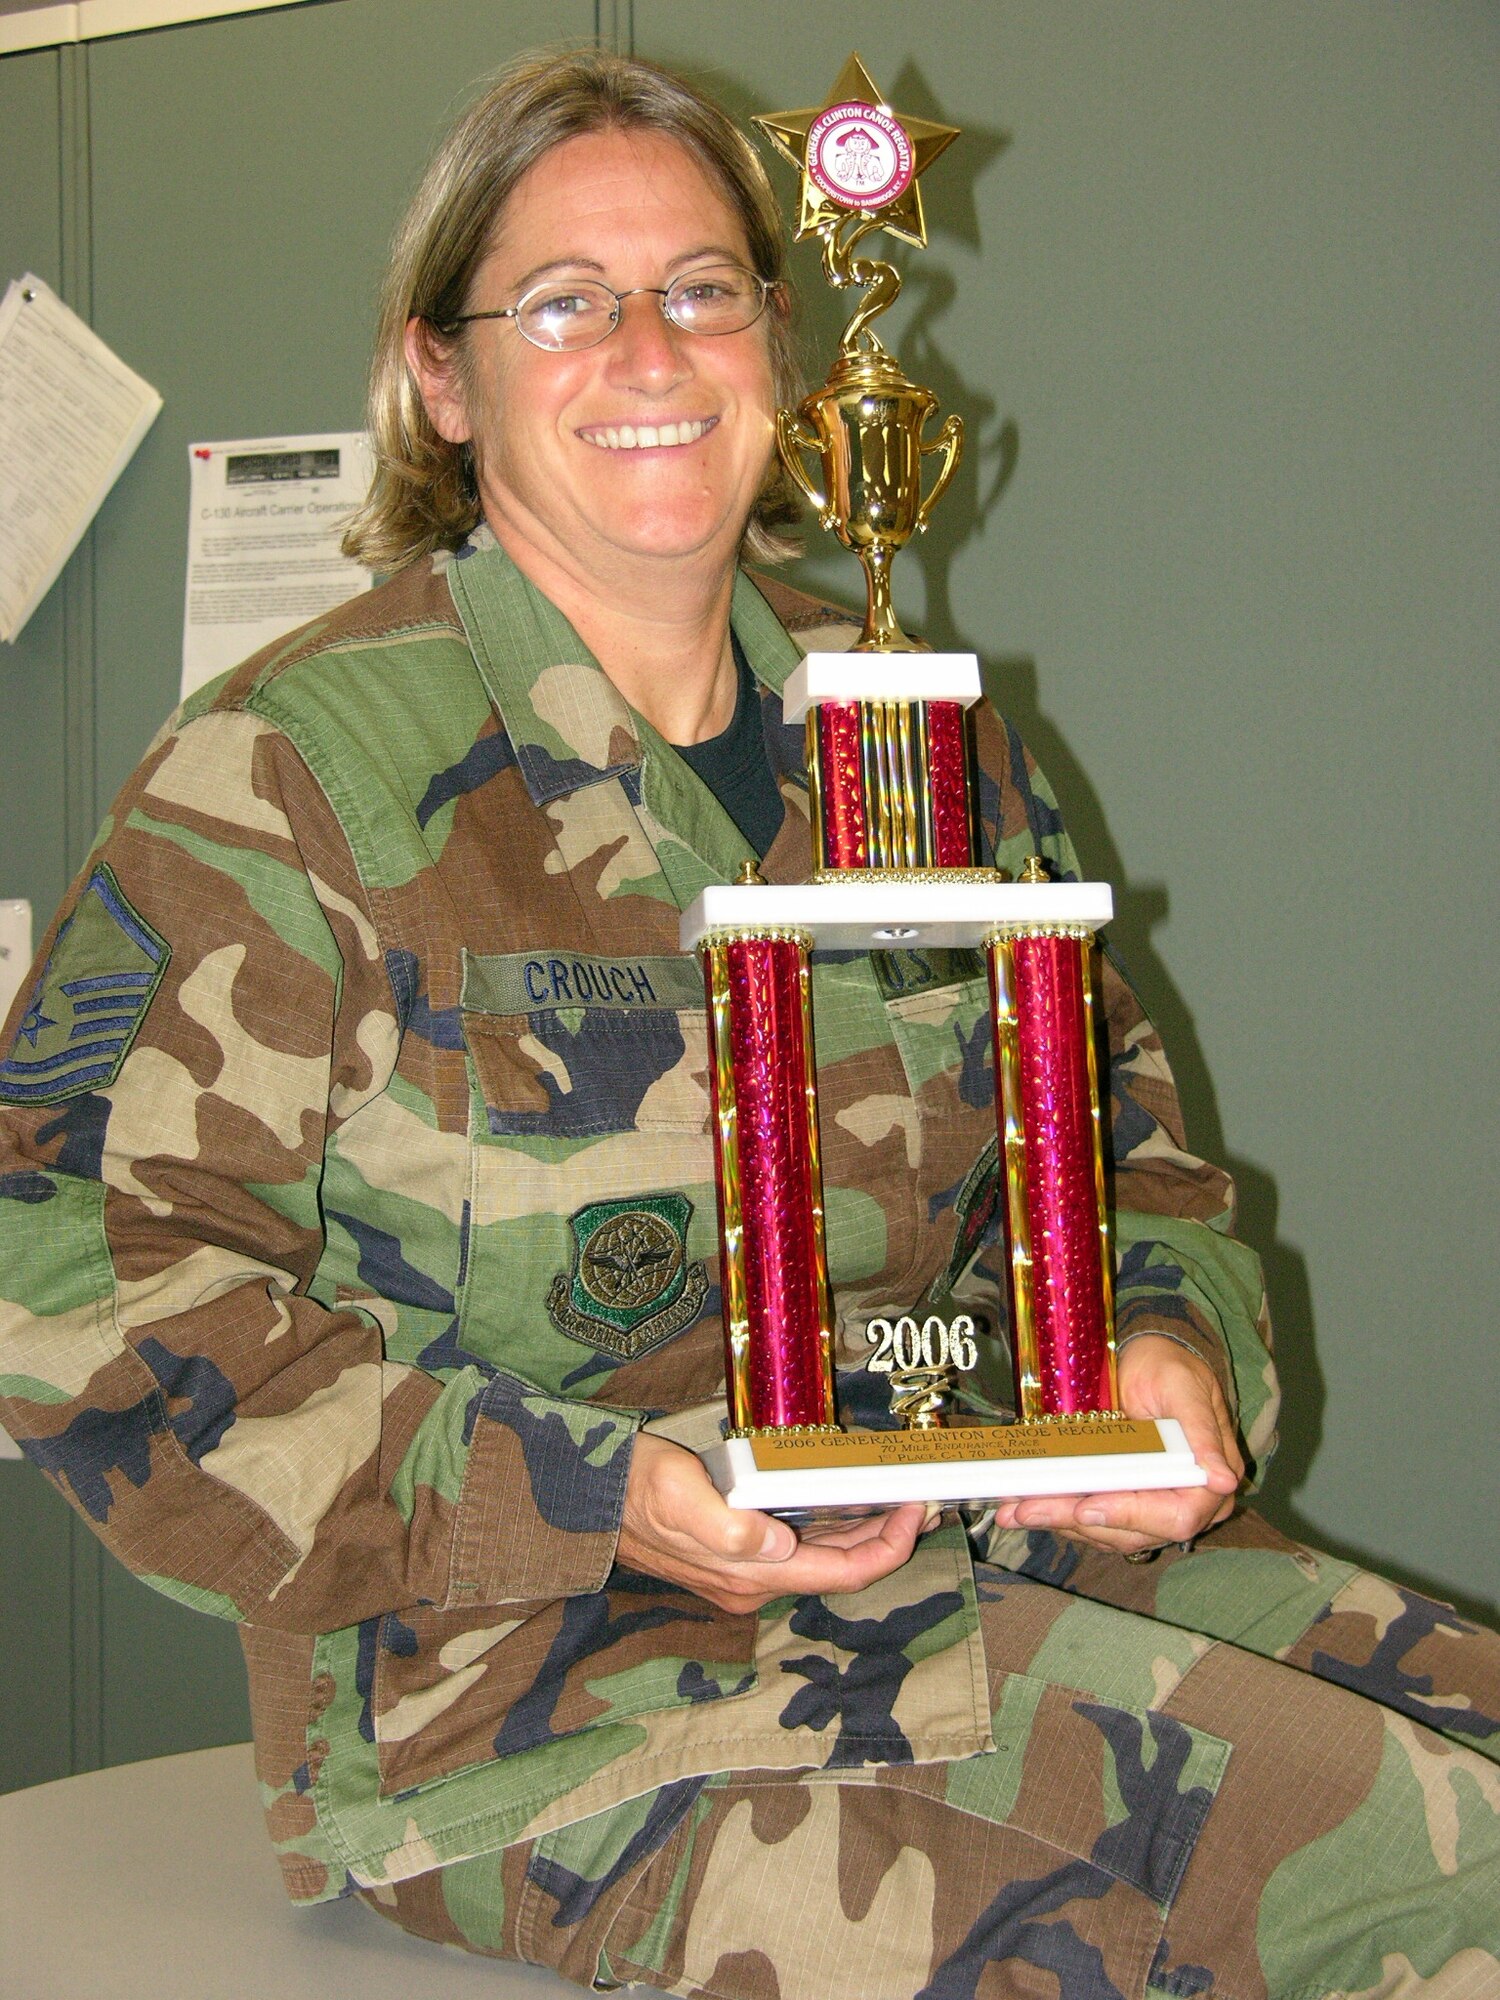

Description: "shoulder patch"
0 865 169 1105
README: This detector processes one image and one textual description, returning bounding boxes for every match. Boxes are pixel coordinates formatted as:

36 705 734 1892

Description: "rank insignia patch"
0 865 169 1105
546 1193 709 1359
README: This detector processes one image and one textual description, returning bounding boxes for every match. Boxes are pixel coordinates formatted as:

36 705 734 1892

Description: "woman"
0 49 1495 1998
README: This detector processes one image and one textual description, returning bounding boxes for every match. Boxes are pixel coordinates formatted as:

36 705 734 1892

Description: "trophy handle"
915 413 964 533
777 409 832 528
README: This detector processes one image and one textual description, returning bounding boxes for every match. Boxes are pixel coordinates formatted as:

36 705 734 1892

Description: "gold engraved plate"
749 1419 1167 1472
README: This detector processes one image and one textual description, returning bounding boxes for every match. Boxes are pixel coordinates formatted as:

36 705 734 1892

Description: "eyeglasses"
434 263 774 352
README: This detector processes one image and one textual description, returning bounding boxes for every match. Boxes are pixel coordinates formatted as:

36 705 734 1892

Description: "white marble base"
701 1418 1205 1517
781 650 984 722
680 878 1113 952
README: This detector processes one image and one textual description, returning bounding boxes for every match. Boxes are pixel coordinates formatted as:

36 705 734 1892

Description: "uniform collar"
444 530 805 810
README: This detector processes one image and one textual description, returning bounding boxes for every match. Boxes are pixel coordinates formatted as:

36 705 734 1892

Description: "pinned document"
0 274 162 644
181 432 374 697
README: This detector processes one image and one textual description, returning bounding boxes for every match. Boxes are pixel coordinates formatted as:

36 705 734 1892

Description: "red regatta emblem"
805 101 915 210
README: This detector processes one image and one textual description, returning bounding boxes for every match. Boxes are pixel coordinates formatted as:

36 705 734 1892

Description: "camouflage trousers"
357 1512 1500 1998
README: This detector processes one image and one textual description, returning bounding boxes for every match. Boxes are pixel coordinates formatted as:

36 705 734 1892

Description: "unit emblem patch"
546 1193 709 1359
0 865 169 1105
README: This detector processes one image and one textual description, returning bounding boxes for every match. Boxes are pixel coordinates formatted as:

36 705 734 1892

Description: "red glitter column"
815 703 868 869
989 933 1115 1416
705 935 835 1431
925 701 973 866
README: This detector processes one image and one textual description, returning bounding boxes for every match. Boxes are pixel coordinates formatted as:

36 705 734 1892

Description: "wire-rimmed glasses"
432 263 774 352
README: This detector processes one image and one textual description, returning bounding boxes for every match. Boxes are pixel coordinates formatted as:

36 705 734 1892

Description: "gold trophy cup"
778 346 962 654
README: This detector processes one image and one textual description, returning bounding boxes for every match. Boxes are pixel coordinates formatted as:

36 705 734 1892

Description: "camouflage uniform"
0 530 1495 1996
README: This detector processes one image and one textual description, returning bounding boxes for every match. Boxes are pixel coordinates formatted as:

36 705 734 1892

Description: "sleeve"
966 705 1280 1482
0 706 641 1634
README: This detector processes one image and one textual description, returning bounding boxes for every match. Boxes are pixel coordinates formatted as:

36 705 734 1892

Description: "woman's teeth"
584 418 713 450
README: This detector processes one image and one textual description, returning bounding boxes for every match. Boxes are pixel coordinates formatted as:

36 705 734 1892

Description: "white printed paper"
0 898 32 1035
0 273 162 644
0 898 33 1460
181 432 374 698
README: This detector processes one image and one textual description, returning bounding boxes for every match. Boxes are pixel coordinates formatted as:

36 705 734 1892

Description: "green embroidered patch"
546 1192 709 1359
0 865 169 1106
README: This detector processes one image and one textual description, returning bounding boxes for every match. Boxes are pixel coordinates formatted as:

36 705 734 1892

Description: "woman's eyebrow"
509 256 608 292
507 245 745 293
665 244 744 270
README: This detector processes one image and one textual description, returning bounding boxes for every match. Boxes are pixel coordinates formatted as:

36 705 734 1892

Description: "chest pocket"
465 1002 711 1140
461 948 712 1139
456 950 721 1397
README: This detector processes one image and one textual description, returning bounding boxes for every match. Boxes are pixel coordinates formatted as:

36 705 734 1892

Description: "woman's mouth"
578 416 718 451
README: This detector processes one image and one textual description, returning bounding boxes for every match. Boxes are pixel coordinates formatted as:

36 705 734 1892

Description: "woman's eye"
535 292 594 317
679 275 746 305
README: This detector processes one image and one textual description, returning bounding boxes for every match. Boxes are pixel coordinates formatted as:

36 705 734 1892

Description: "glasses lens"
664 266 766 335
516 280 618 350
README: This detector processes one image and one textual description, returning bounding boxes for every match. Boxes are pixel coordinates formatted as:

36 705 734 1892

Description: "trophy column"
700 922 838 1434
986 871 1120 1419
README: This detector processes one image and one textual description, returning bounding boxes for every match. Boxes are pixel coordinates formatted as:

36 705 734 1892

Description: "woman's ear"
403 315 473 446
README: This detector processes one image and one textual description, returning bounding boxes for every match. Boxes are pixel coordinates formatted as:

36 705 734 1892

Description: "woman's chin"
596 510 738 567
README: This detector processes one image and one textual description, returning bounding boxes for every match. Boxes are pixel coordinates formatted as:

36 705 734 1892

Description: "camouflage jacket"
0 534 1277 1903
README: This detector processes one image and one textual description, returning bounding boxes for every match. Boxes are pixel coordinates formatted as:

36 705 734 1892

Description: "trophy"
681 57 1205 1513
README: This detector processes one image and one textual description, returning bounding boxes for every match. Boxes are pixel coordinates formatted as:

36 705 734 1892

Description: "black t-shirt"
671 634 784 860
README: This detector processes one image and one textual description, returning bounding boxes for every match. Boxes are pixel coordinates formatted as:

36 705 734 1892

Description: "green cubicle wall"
3 0 1496 1794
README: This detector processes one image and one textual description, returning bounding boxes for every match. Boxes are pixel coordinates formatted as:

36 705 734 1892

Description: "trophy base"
701 1418 1205 1524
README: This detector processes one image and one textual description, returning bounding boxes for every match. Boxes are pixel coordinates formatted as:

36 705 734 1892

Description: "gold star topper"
754 52 959 249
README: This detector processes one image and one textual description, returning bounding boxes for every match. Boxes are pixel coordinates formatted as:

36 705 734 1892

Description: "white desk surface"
0 1743 601 1998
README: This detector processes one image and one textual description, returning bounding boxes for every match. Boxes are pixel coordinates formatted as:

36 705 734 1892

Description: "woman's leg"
983 1508 1500 1763
604 1574 1500 1997
360 1564 1500 1996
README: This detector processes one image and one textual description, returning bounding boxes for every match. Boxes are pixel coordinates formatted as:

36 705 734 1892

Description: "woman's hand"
987 1333 1244 1558
618 1433 929 1613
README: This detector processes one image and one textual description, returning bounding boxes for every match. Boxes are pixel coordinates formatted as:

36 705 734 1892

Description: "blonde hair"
342 48 800 573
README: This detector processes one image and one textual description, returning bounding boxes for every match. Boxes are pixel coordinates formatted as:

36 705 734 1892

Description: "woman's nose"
605 291 691 388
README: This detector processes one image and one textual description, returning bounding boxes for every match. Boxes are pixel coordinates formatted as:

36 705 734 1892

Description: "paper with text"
0 274 162 644
0 898 32 1039
181 432 374 697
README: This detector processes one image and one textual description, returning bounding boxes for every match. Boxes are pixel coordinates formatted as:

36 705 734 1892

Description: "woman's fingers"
619 1434 926 1611
995 1337 1247 1556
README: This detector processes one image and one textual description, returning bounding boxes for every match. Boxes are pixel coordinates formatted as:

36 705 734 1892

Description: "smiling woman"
341 52 804 747
402 126 783 726
0 43 1497 2000
343 50 800 574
